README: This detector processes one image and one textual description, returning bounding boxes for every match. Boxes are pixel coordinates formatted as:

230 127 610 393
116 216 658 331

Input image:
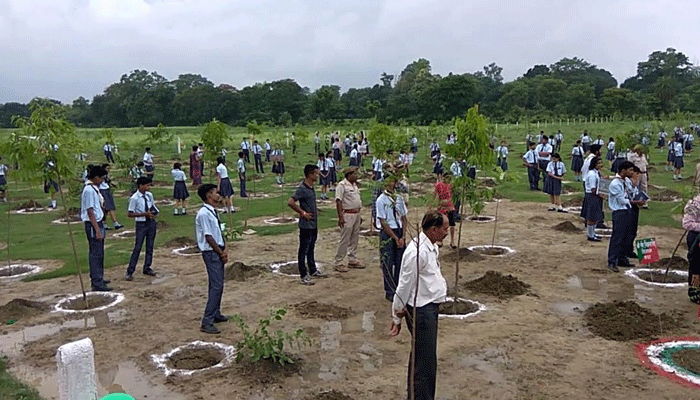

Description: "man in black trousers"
125 177 159 280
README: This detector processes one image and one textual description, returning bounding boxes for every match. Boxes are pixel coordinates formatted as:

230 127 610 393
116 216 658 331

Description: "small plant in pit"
232 308 310 365
222 225 243 241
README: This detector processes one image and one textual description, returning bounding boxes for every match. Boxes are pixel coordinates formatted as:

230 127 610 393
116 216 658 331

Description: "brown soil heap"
562 197 583 207
441 248 485 263
292 301 353 320
650 256 689 270
224 262 265 282
0 265 33 277
238 356 301 385
178 246 200 255
167 347 225 370
650 189 680 202
584 301 676 341
553 221 582 233
156 220 169 229
463 271 530 299
164 236 197 247
0 299 49 322
468 216 494 222
62 294 114 311
306 390 355 400
671 348 700 375
276 262 300 275
438 300 479 315
635 270 686 284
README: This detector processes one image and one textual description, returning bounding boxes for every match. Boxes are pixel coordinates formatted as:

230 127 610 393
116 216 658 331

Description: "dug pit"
467 215 496 223
0 264 41 280
172 246 201 256
164 236 197 248
625 268 688 287
463 271 530 300
0 299 50 323
54 292 124 313
584 301 677 341
467 245 515 257
638 339 700 388
438 298 485 320
292 301 353 320
672 348 700 375
562 197 583 207
152 341 236 376
441 248 485 263
264 217 299 225
650 256 689 270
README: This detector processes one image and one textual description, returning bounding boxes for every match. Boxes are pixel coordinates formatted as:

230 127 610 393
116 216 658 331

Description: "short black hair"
192 145 198 151
238 151 244 158
304 164 319 177
173 162 181 169
136 177 152 187
145 147 151 152
217 156 225 165
87 165 108 179
421 211 446 230
198 183 217 202
101 163 109 169
618 161 635 171
551 152 561 160
137 161 144 167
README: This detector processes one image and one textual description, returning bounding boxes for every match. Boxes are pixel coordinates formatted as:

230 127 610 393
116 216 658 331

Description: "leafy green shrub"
232 308 310 365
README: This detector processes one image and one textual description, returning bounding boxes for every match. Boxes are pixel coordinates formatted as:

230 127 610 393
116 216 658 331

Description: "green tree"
201 119 229 177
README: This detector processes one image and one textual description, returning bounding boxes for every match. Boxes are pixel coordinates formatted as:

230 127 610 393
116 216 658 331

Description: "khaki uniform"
627 152 649 194
335 179 362 266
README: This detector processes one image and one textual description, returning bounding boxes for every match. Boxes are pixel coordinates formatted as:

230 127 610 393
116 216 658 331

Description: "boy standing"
287 164 324 285
237 152 247 198
125 177 159 280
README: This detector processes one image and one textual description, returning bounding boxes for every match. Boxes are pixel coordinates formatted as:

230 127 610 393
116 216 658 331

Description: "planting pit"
359 229 379 237
441 247 485 263
650 256 689 270
172 245 200 256
264 217 299 225
11 201 47 214
651 189 681 202
562 197 583 207
438 297 486 320
113 230 136 238
53 292 124 313
155 199 176 206
564 206 582 213
584 301 676 341
164 236 197 248
0 264 41 280
224 261 266 282
553 221 582 233
638 339 700 389
151 341 236 376
467 245 515 257
625 268 688 287
463 270 530 300
467 215 496 223
292 301 353 320
270 261 325 277
0 299 50 323
306 390 355 400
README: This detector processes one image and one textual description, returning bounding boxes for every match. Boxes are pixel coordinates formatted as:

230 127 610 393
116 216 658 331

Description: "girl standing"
583 157 605 242
99 164 124 230
666 139 676 172
326 151 337 187
571 140 584 181
606 137 616 167
216 157 235 213
171 162 189 215
271 145 285 184
190 145 202 186
543 153 567 212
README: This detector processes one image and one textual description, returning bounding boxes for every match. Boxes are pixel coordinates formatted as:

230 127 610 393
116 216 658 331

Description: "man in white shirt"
196 183 229 334
523 142 539 190
125 177 159 280
264 139 272 162
390 211 449 400
81 165 111 291
240 138 250 163
252 140 264 174
104 142 114 163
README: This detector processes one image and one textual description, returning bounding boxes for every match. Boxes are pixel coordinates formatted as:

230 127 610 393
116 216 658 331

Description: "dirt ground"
2 200 700 399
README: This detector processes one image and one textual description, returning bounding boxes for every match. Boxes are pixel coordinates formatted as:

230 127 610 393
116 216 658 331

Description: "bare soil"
267 217 297 224
472 246 509 256
237 356 302 385
164 236 197 248
441 247 485 263
167 347 225 370
584 301 678 341
650 189 681 202
650 256 689 270
224 262 265 282
61 294 114 311
305 390 355 400
463 271 530 299
553 221 582 233
0 265 33 277
438 300 479 315
562 197 584 207
562 185 579 194
468 216 494 222
635 270 687 284
671 348 700 375
0 299 49 322
292 301 353 320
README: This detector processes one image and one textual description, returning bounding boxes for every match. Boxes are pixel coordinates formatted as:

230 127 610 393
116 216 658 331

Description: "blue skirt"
606 151 615 161
668 149 675 162
582 143 590 153
582 192 604 222
219 177 234 197
571 155 583 172
658 138 665 147
686 141 693 151
543 176 562 195
272 162 285 174
674 156 684 169
173 181 189 200
100 189 116 211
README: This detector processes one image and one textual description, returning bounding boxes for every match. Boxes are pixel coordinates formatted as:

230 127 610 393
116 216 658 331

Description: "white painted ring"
53 292 125 313
172 246 201 257
438 297 486 320
112 230 136 238
565 206 582 213
467 245 515 257
151 341 237 377
595 228 613 238
11 208 50 215
644 340 700 386
0 264 42 281
51 217 82 225
625 268 688 288
467 215 496 223
263 217 299 225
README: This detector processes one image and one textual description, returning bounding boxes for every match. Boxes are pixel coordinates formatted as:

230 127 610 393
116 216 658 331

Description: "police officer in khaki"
335 166 365 272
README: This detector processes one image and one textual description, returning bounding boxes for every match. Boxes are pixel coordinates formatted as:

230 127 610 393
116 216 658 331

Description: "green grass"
0 357 43 400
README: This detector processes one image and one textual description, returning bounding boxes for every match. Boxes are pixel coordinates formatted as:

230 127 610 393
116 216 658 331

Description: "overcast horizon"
1 0 699 104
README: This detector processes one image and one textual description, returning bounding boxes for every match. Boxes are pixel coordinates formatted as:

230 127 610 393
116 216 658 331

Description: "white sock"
182 208 186 213
174 209 179 215
51 200 56 207
587 225 596 238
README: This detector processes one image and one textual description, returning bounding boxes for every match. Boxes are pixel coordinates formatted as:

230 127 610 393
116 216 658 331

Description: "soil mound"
562 197 583 207
651 189 680 202
468 216 494 222
306 390 355 400
553 221 582 233
177 246 200 255
156 220 169 229
239 356 301 385
442 248 485 263
439 300 479 315
0 299 49 322
463 271 530 299
167 347 225 370
650 256 689 270
584 301 676 341
164 236 197 248
635 270 686 284
14 200 43 211
62 294 114 311
292 301 353 320
671 348 700 375
471 246 510 256
224 262 265 282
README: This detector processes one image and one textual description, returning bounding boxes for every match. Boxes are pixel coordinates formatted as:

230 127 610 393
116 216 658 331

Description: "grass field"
0 119 695 281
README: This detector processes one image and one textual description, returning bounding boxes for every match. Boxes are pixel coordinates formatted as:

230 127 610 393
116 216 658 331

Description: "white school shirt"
585 170 600 193
523 149 537 164
608 176 631 211
332 141 340 150
593 139 605 146
372 158 384 172
376 192 407 229
675 142 684 157
581 135 591 143
216 163 229 179
264 142 271 150
143 152 153 166
171 169 186 181
272 149 284 157
327 158 335 169
317 159 329 172
659 131 667 139
496 146 508 159
411 137 418 145
546 161 566 176
536 143 553 161
221 148 227 157
398 153 408 164
81 183 104 222
0 164 7 176
314 136 320 144
607 142 615 151
196 203 225 251
581 154 596 182
350 148 358 159
572 146 583 157
555 133 563 142
450 161 462 177
237 159 245 173
241 141 249 150
392 232 447 324
252 144 262 155
128 190 158 222
104 144 112 152
98 176 110 190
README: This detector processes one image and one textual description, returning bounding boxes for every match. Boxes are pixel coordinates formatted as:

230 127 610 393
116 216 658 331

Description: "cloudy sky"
1 0 699 103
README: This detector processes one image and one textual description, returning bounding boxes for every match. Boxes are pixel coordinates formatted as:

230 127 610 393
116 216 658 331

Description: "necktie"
143 195 149 219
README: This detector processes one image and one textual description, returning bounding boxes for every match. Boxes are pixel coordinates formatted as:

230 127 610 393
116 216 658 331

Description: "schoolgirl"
171 162 189 215
684 132 694 152
349 144 359 167
606 137 616 166
583 157 605 242
657 130 667 149
216 157 235 213
433 151 445 176
673 137 684 180
495 141 508 172
666 139 676 171
271 145 285 184
543 153 567 212
571 140 584 181
333 138 342 167
326 151 337 186
317 153 330 199
98 164 124 230
143 147 154 179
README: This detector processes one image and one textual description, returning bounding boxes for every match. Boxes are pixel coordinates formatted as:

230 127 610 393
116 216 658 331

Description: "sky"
1 0 699 104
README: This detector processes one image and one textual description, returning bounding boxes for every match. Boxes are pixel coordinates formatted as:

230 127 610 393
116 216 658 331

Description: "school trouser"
298 228 319 278
254 153 264 173
315 143 320 154
104 151 114 163
126 219 157 274
201 249 226 327
405 302 439 400
265 149 271 162
380 228 405 299
625 205 640 256
242 149 250 163
536 160 549 183
84 221 106 288
527 166 539 189
608 209 634 266
335 212 361 266
239 173 247 197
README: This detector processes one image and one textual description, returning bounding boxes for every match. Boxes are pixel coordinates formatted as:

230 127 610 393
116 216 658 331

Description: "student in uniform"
673 136 685 180
432 151 444 177
196 183 229 334
314 132 321 154
658 130 667 149
593 135 605 147
583 157 605 242
555 130 564 152
666 138 676 171
0 157 8 203
495 141 508 172
544 153 567 212
571 140 584 181
237 152 247 198
252 140 264 173
271 145 285 184
606 137 616 167
410 136 418 154
333 138 343 168
317 153 331 200
372 156 385 181
216 157 235 213
349 144 359 167
143 147 154 179
377 173 408 302
291 132 297 155
99 164 124 230
429 140 440 160
82 165 111 291
171 162 189 215
536 136 553 184
104 142 115 163
581 131 591 153
523 142 539 190
43 160 60 209
684 131 694 152
264 139 272 162
607 161 645 272
125 177 159 280
326 151 337 187
240 137 250 163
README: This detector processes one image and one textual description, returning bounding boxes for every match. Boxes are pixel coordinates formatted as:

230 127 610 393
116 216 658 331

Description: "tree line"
2 47 699 129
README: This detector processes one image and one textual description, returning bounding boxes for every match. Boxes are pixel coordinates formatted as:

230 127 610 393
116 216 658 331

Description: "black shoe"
617 261 636 268
626 253 638 259
103 279 111 284
125 273 133 281
597 223 609 229
143 269 157 277
200 324 220 334
214 315 229 323
385 294 393 302
607 263 620 272
92 285 113 292
587 236 601 242
114 223 124 230
104 226 112 230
